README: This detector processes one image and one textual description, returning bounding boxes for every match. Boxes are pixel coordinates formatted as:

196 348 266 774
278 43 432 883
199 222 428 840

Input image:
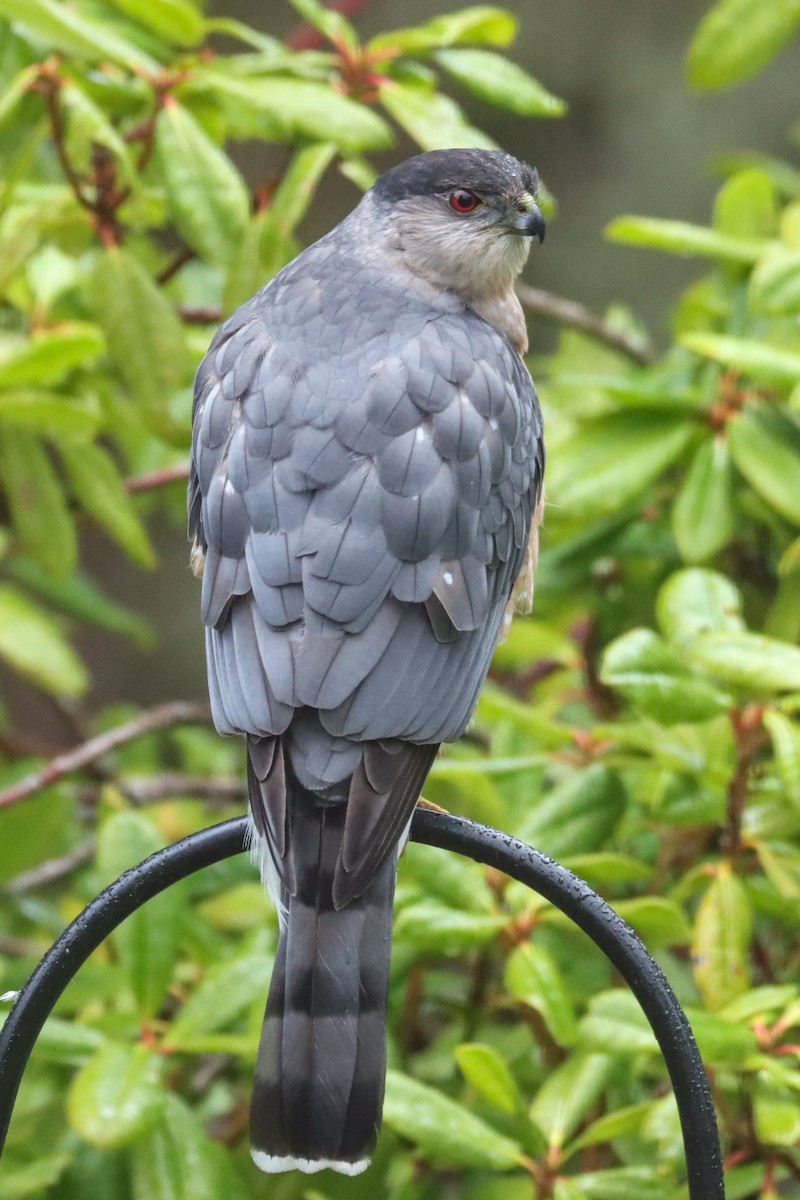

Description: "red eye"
449 189 480 213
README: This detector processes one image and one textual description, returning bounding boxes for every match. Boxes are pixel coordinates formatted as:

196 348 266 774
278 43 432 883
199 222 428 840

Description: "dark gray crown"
372 148 538 204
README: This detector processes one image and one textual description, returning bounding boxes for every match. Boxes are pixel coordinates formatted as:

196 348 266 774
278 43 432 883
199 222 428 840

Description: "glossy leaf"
763 709 800 808
682 333 800 384
104 0 203 46
606 215 765 262
0 1153 71 1198
688 629 800 691
394 900 505 952
515 765 627 858
163 952 273 1050
89 248 190 438
129 1093 250 1200
672 436 735 561
578 991 659 1057
434 49 566 116
0 325 104 387
287 0 358 52
455 1042 521 1113
155 101 250 266
66 1042 164 1147
59 440 156 567
505 943 578 1045
0 427 76 577
370 7 517 55
567 1102 651 1154
0 391 99 437
379 81 497 151
529 1052 613 1147
0 585 87 696
600 627 732 723
96 812 183 1018
656 567 744 646
691 863 752 1010
688 0 800 90
546 413 693 518
0 0 158 70
728 405 800 524
713 168 777 238
383 1070 523 1170
192 72 393 152
754 1074 800 1146
5 559 152 645
749 247 800 313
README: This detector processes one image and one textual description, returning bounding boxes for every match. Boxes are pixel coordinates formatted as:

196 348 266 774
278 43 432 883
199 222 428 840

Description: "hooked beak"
510 204 545 243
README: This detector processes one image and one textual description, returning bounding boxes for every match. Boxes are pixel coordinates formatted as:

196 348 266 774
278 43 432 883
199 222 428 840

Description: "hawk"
189 148 545 1175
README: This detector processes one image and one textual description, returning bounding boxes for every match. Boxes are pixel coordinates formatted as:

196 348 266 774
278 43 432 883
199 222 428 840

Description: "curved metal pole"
0 811 725 1199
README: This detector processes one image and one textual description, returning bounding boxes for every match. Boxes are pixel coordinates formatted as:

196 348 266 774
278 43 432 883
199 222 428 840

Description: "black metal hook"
0 810 725 1198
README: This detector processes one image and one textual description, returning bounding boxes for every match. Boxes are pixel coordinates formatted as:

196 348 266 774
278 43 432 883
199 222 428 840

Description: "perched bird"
189 148 545 1176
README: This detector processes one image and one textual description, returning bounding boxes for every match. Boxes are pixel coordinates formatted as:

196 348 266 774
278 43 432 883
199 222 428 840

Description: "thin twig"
36 67 93 210
177 306 223 325
126 462 190 493
0 702 212 811
157 246 196 286
515 283 655 366
123 774 244 805
3 841 95 895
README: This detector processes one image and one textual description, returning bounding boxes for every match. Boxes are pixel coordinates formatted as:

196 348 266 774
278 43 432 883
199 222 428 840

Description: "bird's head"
368 148 544 301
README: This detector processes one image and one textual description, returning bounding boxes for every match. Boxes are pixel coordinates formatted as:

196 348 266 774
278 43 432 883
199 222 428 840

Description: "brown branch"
515 283 655 366
0 701 212 811
126 462 190 493
3 841 95 895
36 66 93 211
157 246 196 286
123 774 244 805
177 306 223 325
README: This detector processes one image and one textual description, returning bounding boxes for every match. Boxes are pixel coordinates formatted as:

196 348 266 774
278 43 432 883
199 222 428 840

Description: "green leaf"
691 863 752 1010
62 81 136 183
685 1008 759 1064
764 709 800 808
0 324 104 387
129 1092 249 1200
0 585 87 696
155 101 249 266
553 1165 672 1199
672 436 736 562
403 842 494 913
515 765 627 858
0 426 76 576
728 405 800 524
681 333 800 384
754 1073 800 1145
656 567 744 646
370 7 518 55
190 72 393 152
163 952 272 1050
505 943 578 1045
455 1042 521 1114
379 81 497 151
688 0 800 91
613 897 691 947
89 248 190 438
605 215 766 262
0 0 158 71
566 1102 651 1154
383 1070 523 1170
688 630 800 692
59 440 156 567
529 1052 613 1147
713 168 777 238
6 558 152 645
434 49 566 116
546 413 694 518
394 900 505 953
96 812 183 1018
66 1042 164 1148
104 0 203 46
578 991 658 1057
749 248 800 314
0 1153 71 1199
32 1017 106 1066
600 627 733 724
287 0 358 52
0 390 99 437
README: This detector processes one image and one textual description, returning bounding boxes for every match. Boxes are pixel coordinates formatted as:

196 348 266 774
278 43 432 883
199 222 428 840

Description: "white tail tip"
250 1150 370 1176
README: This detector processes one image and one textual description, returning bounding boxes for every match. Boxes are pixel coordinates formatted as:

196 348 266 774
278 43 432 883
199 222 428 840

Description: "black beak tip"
530 208 546 244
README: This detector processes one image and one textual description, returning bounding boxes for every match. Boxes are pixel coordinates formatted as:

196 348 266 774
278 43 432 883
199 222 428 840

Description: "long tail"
249 793 395 1175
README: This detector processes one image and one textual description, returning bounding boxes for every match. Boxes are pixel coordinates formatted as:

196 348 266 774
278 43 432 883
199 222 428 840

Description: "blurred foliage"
1 0 800 1197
